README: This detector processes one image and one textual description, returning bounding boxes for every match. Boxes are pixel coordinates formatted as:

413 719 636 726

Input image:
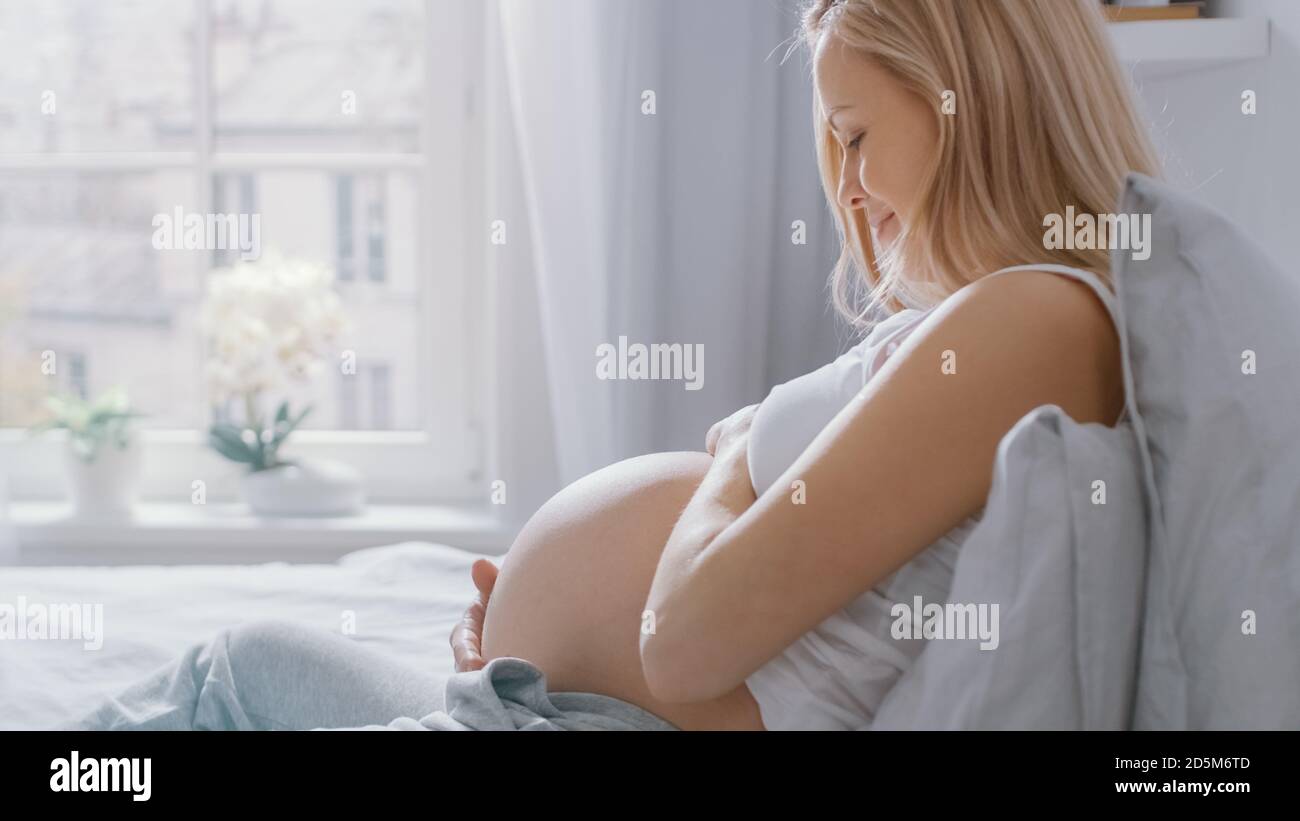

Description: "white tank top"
743 264 1125 730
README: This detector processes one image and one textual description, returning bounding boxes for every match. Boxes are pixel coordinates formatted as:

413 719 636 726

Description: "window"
338 361 393 431
0 0 491 504
335 172 388 284
66 352 88 400
366 182 387 284
212 173 257 269
338 365 359 430
336 175 355 282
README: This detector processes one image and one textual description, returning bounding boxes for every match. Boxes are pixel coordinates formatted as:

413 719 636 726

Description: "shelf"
1108 17 1270 78
3 501 511 565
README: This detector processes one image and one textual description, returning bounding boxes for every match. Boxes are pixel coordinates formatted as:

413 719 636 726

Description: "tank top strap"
983 264 1128 427
985 263 1119 327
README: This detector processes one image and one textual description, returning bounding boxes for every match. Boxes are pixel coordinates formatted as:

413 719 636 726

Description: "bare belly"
480 451 765 730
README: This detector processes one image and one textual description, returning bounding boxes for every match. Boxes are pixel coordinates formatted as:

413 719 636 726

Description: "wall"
1133 0 1299 265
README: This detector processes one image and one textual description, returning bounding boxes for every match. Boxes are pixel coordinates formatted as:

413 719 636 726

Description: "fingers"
450 559 499 673
450 598 488 673
734 403 758 436
450 617 486 672
470 558 498 597
707 404 757 460
708 404 759 455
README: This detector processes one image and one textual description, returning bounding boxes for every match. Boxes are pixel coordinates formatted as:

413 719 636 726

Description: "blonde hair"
802 0 1161 324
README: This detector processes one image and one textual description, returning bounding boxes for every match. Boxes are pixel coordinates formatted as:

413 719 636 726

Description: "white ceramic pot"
65 439 142 520
241 459 366 517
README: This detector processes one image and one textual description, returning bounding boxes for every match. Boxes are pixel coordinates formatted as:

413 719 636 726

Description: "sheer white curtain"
0 470 15 562
497 0 844 486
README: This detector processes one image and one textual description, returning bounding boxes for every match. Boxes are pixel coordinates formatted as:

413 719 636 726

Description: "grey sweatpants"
64 619 677 731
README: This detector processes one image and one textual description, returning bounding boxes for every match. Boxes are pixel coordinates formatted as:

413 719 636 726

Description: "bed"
0 542 484 730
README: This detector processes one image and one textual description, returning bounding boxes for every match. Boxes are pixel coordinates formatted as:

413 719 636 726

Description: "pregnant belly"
480 451 765 731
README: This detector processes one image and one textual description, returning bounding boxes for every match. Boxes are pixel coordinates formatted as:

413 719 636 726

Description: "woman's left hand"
449 559 498 673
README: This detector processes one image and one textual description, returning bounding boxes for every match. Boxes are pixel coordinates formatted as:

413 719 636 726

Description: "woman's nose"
837 170 866 211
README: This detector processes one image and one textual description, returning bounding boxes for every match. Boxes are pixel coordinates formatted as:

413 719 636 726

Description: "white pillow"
1114 174 1300 729
869 406 1147 729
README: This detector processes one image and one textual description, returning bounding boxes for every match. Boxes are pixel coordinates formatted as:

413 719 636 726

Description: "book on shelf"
1103 3 1202 23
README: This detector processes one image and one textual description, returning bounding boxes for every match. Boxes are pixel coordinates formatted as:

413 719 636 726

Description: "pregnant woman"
453 0 1152 731
70 0 1157 731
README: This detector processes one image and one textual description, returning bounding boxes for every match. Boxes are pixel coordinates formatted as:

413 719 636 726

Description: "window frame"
0 0 493 506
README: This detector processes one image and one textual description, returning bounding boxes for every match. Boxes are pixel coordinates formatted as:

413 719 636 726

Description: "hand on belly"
480 451 765 730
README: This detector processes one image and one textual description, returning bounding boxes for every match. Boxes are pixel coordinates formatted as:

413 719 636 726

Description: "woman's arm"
640 271 1122 703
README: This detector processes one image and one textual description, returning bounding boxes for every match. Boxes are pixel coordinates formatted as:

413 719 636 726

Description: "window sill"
4 501 511 566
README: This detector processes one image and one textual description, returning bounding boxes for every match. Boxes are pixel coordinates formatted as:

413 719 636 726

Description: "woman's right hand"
705 403 759 457
449 558 499 672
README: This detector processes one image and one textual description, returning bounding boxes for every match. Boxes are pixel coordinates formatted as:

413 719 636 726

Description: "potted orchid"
200 252 364 516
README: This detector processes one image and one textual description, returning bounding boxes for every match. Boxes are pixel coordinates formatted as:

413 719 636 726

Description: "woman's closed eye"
847 132 864 150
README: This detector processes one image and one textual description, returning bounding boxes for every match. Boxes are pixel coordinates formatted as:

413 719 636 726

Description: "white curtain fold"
498 0 619 484
0 470 15 562
498 0 843 486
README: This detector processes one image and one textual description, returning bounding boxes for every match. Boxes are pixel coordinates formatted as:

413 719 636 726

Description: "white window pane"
0 0 195 153
212 0 426 153
369 362 391 430
0 170 204 428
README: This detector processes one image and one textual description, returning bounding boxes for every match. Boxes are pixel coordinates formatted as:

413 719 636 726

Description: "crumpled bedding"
0 542 480 730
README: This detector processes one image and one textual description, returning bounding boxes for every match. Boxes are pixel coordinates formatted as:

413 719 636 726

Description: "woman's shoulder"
940 266 1117 348
887 267 1124 428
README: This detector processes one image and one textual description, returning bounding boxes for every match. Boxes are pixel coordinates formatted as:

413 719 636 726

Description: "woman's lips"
871 212 898 242
869 211 896 231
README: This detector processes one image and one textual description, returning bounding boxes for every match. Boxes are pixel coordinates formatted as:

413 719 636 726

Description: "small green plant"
208 399 312 472
31 387 143 463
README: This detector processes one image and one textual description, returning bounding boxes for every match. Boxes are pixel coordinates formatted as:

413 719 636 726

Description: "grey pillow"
869 405 1147 730
1115 174 1300 729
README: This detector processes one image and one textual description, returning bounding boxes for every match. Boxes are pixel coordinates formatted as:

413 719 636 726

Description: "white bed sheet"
0 541 483 730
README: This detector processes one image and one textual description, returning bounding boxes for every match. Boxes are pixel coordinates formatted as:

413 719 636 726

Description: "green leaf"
269 404 312 449
88 409 144 426
208 424 258 464
290 404 312 429
251 426 268 471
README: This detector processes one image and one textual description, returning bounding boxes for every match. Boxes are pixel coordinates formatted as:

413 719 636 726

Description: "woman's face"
813 33 938 250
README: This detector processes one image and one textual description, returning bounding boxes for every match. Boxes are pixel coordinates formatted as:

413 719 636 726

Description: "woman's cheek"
861 162 887 205
856 157 875 199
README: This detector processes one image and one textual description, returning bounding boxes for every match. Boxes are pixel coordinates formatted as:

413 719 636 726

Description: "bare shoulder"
892 268 1123 427
956 268 1116 340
